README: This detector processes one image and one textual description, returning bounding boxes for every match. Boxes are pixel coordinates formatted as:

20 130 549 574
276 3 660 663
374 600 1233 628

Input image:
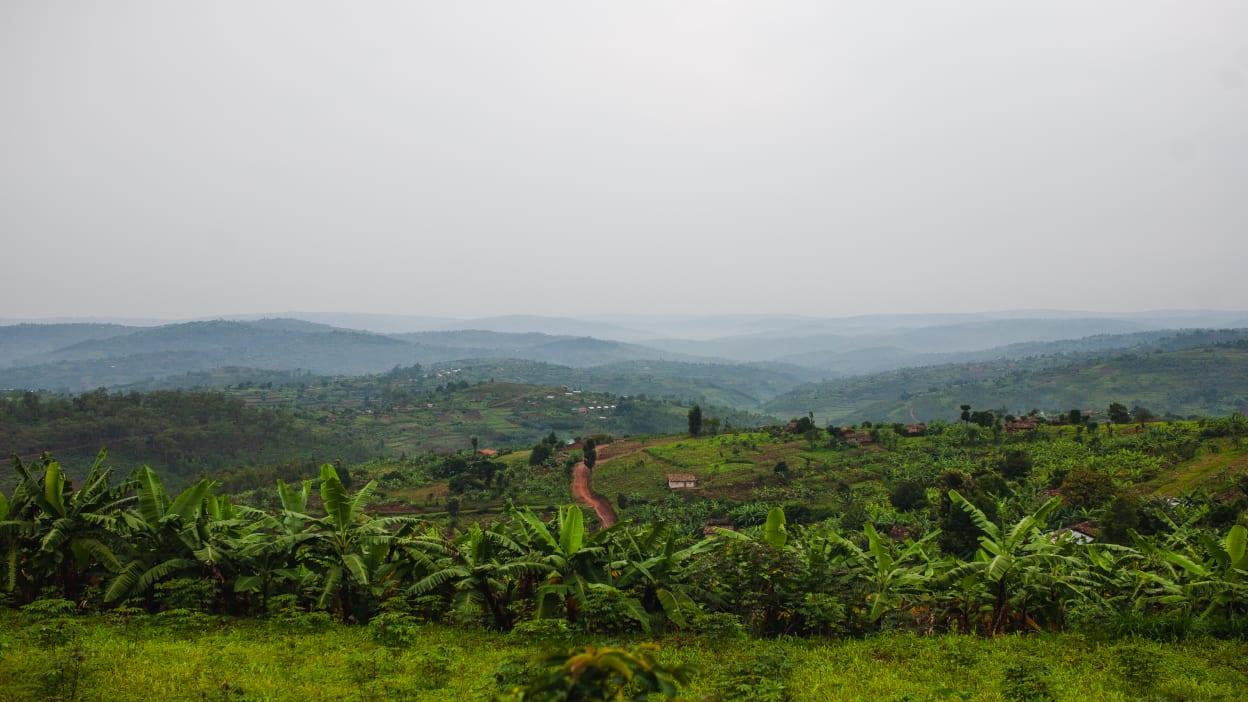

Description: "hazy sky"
3 2 1246 321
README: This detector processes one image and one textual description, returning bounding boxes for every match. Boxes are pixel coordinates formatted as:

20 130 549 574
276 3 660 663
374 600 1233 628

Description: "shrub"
999 656 1053 702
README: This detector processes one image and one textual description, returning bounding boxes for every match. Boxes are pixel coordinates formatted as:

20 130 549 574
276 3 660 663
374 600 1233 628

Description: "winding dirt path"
571 462 618 527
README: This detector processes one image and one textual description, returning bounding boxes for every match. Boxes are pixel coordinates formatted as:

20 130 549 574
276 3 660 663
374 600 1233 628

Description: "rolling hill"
766 334 1248 423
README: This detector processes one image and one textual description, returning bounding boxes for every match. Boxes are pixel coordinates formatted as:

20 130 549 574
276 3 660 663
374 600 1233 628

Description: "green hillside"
768 336 1248 423
0 374 764 490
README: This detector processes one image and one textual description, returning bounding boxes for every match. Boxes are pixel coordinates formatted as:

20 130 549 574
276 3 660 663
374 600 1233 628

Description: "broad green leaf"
43 461 66 518
1164 551 1210 578
655 587 694 628
320 464 352 533
343 553 369 586
277 479 310 514
764 506 787 549
168 479 214 523
1226 524 1246 569
560 506 585 557
134 466 168 525
514 506 559 551
949 490 1000 542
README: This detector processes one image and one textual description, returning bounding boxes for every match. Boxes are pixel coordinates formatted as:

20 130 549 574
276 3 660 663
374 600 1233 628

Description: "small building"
1047 523 1096 544
478 448 498 457
840 428 872 444
667 473 699 489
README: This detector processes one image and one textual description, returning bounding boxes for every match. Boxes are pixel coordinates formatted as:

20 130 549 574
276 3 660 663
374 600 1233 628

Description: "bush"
498 644 693 702
368 610 420 648
510 617 575 643
689 612 745 640
1000 656 1053 702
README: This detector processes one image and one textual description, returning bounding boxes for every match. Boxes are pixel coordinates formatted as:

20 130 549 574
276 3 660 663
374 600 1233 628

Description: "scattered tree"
687 405 703 436
1107 402 1131 424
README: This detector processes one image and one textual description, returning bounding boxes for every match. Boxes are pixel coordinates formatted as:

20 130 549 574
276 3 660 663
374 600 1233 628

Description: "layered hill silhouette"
4 313 1248 422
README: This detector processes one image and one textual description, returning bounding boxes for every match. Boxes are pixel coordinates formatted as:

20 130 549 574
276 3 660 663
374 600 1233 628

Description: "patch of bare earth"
572 462 618 527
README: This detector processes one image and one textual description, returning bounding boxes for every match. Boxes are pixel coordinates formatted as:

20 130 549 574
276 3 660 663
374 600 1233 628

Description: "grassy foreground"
4 612 1246 701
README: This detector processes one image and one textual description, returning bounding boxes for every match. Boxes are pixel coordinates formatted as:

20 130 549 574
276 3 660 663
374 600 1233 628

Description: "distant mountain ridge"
0 319 700 391
5 313 1248 415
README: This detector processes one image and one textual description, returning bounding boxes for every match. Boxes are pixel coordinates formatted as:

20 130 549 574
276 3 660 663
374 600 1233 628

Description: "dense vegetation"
0 380 764 492
4 416 1246 640
6 369 1248 698
0 389 373 491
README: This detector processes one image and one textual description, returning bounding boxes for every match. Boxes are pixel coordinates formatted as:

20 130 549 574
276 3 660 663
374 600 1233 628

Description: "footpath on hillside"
571 462 618 527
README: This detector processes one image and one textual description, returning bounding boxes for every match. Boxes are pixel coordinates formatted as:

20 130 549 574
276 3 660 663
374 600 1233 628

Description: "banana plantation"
2 450 1246 641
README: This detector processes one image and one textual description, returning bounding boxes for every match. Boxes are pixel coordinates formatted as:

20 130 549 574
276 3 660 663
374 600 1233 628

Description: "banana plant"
408 521 548 630
1162 524 1248 620
605 520 714 631
945 490 1071 635
281 463 414 621
831 523 940 625
509 505 624 625
6 451 127 603
105 465 224 607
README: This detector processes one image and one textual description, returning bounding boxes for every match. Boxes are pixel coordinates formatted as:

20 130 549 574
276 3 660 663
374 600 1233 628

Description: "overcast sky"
3 2 1246 321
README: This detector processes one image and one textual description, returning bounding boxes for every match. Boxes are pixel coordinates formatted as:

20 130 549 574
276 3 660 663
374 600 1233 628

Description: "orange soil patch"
572 462 618 527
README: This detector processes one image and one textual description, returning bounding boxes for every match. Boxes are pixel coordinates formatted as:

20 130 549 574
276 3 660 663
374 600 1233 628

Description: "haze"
3 2 1246 321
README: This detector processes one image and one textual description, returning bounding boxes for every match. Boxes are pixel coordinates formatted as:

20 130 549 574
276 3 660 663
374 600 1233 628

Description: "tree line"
0 388 374 490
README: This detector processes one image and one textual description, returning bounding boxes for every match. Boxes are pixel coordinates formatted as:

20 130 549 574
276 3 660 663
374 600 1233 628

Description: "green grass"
4 612 1246 701
1150 437 1248 496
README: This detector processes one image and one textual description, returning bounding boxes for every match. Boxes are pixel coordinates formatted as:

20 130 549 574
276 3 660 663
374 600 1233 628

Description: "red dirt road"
571 462 618 527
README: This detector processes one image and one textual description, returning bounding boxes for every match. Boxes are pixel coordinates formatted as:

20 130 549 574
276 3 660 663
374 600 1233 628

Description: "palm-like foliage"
945 490 1075 635
509 505 621 625
279 464 413 620
105 466 226 607
831 523 940 626
606 520 713 631
409 521 547 630
1160 524 1248 620
3 451 127 603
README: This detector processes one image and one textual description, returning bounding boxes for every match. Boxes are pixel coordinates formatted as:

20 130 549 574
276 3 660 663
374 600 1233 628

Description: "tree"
831 523 940 626
1058 467 1116 512
529 442 553 467
969 410 995 428
687 405 703 436
960 404 972 424
582 438 597 470
1100 494 1140 545
889 480 927 511
409 522 547 630
1132 405 1155 424
997 450 1034 480
1107 402 1131 424
105 466 228 609
279 464 411 621
706 417 721 436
